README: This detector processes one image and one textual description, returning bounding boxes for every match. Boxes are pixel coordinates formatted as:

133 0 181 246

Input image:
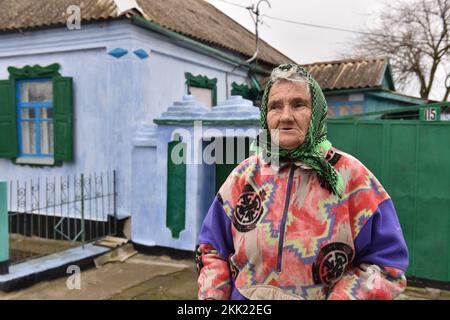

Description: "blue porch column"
0 180 9 274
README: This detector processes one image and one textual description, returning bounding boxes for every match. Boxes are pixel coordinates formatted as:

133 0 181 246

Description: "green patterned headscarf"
255 64 344 198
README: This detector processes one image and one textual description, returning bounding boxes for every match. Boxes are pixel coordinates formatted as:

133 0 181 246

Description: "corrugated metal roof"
303 58 391 91
0 0 294 67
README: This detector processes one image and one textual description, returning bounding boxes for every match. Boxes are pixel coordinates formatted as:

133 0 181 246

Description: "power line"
262 14 441 44
212 0 377 36
210 0 441 44
261 14 375 36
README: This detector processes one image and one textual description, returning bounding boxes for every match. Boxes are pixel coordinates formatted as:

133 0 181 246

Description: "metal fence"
7 171 117 264
328 116 450 283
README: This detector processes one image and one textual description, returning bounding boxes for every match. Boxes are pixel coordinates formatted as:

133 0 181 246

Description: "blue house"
304 58 428 117
0 0 294 269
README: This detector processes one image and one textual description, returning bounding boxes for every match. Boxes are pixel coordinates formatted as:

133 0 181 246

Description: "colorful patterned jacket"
196 148 409 300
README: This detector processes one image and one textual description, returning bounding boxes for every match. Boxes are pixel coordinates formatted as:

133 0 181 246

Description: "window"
327 106 336 118
340 105 350 116
17 79 54 158
185 72 217 108
189 87 213 108
352 104 363 114
326 96 365 118
0 63 73 166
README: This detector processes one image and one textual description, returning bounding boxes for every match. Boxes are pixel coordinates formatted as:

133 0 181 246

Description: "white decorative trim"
16 157 55 165
203 95 260 120
132 123 158 147
157 95 210 120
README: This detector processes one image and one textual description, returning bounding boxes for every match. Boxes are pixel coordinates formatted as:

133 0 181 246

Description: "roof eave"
130 15 271 76
322 86 383 95
0 14 274 75
366 90 428 104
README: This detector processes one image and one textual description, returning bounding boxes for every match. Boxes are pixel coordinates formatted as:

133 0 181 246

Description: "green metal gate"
327 118 450 283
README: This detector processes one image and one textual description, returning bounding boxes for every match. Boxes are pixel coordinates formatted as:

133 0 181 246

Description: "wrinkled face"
267 80 312 150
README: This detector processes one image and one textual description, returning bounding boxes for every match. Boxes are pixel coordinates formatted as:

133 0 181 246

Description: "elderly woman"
196 64 409 300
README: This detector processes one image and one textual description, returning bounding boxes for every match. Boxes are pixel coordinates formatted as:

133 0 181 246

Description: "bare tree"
350 0 450 101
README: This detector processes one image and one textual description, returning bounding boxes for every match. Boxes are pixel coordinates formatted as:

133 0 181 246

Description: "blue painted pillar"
0 180 9 274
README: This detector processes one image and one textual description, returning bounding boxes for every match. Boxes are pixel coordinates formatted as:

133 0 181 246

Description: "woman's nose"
280 105 294 121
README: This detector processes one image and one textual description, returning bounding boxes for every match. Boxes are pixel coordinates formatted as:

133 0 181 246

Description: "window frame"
16 77 54 159
0 63 73 166
327 99 366 118
185 72 217 107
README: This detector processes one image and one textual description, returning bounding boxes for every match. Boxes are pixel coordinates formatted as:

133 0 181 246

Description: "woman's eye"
270 104 281 110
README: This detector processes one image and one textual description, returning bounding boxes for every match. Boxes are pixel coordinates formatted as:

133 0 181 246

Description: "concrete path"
0 253 197 300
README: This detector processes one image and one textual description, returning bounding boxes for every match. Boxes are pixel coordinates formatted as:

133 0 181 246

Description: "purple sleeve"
353 198 409 271
198 197 234 259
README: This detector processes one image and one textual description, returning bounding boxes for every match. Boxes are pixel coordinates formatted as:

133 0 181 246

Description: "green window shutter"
231 82 251 99
0 80 18 159
53 76 73 162
166 140 186 239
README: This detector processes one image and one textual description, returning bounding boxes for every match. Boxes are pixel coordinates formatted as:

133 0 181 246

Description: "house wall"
325 90 425 118
0 20 249 222
325 93 366 117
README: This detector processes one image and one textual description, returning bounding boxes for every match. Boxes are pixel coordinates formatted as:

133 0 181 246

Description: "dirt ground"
9 234 78 264
0 252 449 300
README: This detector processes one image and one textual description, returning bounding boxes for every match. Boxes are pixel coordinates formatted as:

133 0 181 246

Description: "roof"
303 58 394 91
0 0 118 30
0 0 295 67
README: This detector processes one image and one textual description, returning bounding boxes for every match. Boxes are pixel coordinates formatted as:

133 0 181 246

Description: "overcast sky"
205 0 450 99
206 0 388 64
